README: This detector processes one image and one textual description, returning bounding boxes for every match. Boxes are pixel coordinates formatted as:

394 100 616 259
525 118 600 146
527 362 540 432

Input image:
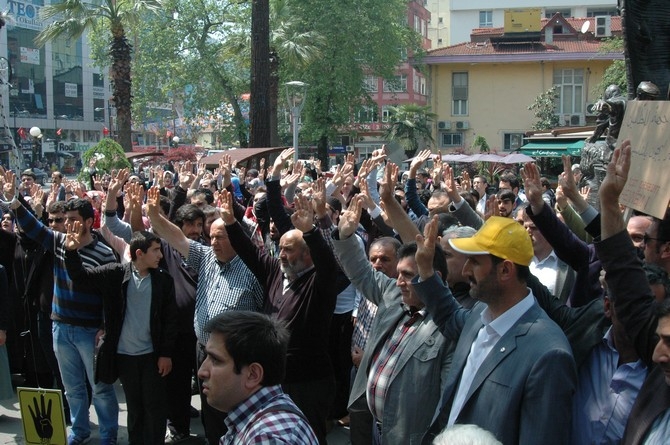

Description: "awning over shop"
520 140 584 157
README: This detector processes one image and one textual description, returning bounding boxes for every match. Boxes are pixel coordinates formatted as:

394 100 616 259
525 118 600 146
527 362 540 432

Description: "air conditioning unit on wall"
438 121 451 130
455 121 469 130
345 145 354 152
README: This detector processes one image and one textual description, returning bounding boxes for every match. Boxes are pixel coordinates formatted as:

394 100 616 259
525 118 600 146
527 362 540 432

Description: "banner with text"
617 100 670 219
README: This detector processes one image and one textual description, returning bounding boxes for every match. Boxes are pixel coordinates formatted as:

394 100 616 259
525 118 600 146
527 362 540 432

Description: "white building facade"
0 0 111 171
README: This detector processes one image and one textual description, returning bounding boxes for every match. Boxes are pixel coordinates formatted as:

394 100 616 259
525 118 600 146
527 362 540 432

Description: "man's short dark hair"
397 242 448 284
47 201 66 214
129 231 161 261
195 188 215 205
159 195 171 216
21 169 36 180
473 175 488 186
657 298 670 321
496 189 516 202
65 198 94 220
499 173 520 191
202 205 219 220
174 204 205 228
204 311 290 386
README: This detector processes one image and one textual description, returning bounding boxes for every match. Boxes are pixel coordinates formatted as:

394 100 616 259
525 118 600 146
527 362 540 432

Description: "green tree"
291 0 419 165
384 104 436 158
37 0 163 153
594 36 627 97
528 87 560 131
471 135 490 153
129 0 251 148
222 0 324 146
78 139 131 181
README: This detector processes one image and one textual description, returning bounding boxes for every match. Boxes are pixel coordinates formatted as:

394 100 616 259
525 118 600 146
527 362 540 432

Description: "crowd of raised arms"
0 140 669 445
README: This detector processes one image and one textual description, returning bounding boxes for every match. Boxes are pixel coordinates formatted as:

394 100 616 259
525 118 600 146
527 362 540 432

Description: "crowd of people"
0 141 669 445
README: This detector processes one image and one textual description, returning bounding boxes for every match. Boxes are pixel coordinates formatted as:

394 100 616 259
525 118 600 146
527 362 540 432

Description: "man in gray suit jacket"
413 215 577 445
332 196 455 445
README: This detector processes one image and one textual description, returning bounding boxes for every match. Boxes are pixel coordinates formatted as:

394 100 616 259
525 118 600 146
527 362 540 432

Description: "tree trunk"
269 51 280 147
110 32 133 152
249 0 271 148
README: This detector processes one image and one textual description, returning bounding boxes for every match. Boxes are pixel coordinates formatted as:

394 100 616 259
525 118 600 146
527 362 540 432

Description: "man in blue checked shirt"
198 311 318 445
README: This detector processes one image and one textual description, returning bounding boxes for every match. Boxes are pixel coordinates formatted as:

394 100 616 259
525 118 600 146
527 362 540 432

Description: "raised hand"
216 189 236 225
484 195 499 220
145 186 161 216
3 170 16 199
555 185 568 209
280 173 301 190
219 154 232 188
273 148 295 177
179 161 196 187
415 215 439 280
579 186 591 202
461 170 472 193
92 174 103 191
64 220 84 251
338 194 364 239
292 159 303 175
431 151 443 186
28 394 53 441
441 164 461 202
46 183 59 208
291 193 315 233
32 188 45 206
358 176 376 210
519 162 544 208
109 168 129 194
600 139 631 203
558 155 579 199
311 178 327 218
379 162 398 203
409 149 432 174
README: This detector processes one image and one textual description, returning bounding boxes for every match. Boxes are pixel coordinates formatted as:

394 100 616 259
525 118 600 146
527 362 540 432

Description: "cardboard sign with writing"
616 100 670 219
17 387 67 445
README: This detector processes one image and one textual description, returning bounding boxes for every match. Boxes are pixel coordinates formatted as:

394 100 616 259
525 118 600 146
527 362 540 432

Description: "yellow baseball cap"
448 216 533 266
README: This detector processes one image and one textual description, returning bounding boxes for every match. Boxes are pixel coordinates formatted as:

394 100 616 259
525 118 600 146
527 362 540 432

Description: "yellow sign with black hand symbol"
18 387 67 445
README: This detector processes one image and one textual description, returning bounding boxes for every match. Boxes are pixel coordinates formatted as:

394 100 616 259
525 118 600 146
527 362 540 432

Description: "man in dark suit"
413 215 576 445
595 140 670 444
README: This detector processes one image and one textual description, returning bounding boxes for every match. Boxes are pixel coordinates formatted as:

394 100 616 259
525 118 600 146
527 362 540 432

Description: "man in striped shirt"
8 193 119 445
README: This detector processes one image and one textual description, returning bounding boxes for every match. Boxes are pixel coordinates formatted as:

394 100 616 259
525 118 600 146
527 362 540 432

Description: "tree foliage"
289 0 420 163
79 139 131 181
471 135 490 153
594 36 626 97
528 87 561 131
129 0 251 147
384 104 436 158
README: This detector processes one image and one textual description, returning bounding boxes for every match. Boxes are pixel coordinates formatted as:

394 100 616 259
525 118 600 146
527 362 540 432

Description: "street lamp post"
172 136 180 149
285 81 308 164
29 126 42 167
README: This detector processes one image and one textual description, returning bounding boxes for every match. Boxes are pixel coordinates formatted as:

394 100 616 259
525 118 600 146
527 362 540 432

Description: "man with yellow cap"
412 215 577 445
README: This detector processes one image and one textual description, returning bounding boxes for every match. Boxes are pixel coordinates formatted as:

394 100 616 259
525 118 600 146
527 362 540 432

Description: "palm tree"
36 0 163 152
384 103 437 158
225 0 323 146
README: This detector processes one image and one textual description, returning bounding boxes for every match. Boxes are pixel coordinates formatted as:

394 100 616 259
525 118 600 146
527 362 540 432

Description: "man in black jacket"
64 229 178 445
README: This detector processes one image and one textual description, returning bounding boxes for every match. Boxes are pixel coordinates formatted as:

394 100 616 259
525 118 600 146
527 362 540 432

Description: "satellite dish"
581 21 590 33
